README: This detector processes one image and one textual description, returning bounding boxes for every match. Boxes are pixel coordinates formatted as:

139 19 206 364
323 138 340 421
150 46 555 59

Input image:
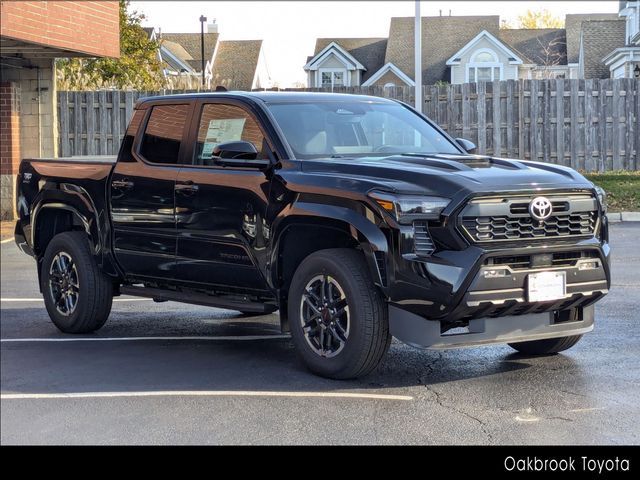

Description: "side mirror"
212 141 270 168
455 138 477 154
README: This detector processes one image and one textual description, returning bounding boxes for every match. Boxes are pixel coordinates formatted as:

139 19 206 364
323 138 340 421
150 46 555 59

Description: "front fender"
271 200 390 294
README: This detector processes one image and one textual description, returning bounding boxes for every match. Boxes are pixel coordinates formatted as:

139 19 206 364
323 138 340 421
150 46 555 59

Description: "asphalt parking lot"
1 223 639 445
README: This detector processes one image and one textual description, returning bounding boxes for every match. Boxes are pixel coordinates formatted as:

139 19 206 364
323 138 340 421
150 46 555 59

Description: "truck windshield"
266 101 461 159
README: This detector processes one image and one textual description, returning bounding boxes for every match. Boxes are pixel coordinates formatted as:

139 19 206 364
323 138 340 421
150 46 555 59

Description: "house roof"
211 40 263 91
385 15 500 85
498 28 567 65
312 38 388 81
143 27 155 39
580 20 627 79
160 32 219 71
565 13 619 63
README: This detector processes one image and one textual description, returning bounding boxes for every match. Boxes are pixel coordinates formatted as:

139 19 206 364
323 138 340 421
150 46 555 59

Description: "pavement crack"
418 353 493 443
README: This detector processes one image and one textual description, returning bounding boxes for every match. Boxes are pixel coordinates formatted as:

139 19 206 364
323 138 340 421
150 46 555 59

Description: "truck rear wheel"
508 335 583 355
288 248 391 379
41 231 113 333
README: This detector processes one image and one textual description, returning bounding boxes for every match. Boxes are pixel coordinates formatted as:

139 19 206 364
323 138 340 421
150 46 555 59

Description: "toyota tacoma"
14 92 611 379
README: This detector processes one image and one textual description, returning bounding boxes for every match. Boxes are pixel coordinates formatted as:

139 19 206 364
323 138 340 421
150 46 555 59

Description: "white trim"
602 47 639 65
446 30 523 65
361 62 415 87
159 45 195 73
465 63 503 82
303 42 365 71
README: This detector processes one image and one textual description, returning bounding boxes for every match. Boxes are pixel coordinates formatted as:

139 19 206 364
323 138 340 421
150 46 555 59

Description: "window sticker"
201 118 246 157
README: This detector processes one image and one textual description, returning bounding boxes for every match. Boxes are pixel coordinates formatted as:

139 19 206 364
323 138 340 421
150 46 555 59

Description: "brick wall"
0 1 119 58
0 82 20 219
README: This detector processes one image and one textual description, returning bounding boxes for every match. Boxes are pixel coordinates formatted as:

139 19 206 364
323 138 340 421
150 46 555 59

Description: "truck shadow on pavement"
1 307 585 395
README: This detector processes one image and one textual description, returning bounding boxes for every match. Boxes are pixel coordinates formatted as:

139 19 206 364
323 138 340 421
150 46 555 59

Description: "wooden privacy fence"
58 79 639 171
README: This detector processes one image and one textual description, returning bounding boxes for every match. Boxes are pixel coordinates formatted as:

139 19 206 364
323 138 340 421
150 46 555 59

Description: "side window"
118 109 146 163
194 103 266 166
139 104 189 164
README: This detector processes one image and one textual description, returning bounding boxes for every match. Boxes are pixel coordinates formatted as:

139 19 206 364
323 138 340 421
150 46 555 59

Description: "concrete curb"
607 212 640 223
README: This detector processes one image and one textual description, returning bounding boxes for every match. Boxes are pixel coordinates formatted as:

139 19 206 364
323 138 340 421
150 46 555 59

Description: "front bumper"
389 303 595 349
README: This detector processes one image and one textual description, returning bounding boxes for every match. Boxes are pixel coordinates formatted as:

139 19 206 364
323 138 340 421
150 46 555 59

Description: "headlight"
594 185 607 213
369 191 450 224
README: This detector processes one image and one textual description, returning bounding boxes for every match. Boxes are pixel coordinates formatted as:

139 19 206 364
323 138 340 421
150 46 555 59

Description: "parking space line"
1 335 289 343
0 390 413 401
1 297 151 302
0 238 13 244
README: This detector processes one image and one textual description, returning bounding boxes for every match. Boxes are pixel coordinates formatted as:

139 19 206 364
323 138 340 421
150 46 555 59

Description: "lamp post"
199 15 207 87
414 1 422 112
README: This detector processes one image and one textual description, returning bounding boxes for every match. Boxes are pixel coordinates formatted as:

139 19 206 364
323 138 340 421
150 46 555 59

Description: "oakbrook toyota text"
14 92 610 379
504 456 630 473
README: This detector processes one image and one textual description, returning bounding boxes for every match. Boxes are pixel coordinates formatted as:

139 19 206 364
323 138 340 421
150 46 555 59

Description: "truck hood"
297 153 594 198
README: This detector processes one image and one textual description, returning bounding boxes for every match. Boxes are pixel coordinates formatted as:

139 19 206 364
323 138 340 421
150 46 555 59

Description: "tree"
509 9 565 29
56 0 164 90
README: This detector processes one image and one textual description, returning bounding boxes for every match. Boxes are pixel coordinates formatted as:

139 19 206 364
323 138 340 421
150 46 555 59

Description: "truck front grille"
459 193 599 245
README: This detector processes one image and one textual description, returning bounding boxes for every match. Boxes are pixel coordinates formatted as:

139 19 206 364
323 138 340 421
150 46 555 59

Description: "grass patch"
582 171 640 212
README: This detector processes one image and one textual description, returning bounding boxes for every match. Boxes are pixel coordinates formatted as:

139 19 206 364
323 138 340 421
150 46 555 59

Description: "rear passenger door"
110 102 191 280
174 100 273 292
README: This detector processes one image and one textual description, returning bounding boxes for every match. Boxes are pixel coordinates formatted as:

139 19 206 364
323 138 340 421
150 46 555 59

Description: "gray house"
305 2 640 87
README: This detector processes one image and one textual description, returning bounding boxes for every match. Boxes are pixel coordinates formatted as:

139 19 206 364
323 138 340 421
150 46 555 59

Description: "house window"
467 49 503 82
319 69 347 89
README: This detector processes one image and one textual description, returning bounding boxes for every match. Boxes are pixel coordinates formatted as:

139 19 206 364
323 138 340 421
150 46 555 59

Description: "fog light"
483 268 509 278
578 260 600 270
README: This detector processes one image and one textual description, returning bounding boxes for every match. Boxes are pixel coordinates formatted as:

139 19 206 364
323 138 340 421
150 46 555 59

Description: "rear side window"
140 104 189 164
194 103 266 166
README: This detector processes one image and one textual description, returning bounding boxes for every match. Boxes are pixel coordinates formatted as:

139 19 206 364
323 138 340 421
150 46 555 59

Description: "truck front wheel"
288 248 391 379
41 231 113 333
508 335 583 355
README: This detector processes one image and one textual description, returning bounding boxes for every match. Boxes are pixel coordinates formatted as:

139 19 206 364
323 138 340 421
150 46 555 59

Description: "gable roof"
565 13 619 63
446 30 524 65
580 20 627 78
312 38 387 81
361 62 415 86
211 40 263 91
385 15 500 85
304 41 367 70
161 32 219 71
498 28 567 65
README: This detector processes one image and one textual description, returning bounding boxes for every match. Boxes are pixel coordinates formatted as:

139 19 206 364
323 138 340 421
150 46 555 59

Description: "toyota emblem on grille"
529 196 553 221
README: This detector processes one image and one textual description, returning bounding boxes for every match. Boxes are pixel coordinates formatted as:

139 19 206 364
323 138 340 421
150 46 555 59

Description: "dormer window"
467 49 503 82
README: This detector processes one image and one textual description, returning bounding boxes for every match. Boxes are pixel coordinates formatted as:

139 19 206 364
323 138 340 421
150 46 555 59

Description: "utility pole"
414 1 422 112
199 15 207 87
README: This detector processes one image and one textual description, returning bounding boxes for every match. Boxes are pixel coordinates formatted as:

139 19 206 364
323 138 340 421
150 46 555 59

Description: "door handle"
112 178 134 190
175 182 199 195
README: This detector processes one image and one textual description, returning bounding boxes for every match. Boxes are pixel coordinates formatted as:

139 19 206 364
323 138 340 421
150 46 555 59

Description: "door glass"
140 104 189 164
194 103 266 165
321 72 332 87
468 68 476 82
333 71 344 87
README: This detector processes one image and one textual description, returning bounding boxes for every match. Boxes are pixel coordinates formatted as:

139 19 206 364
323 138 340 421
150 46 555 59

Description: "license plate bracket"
527 271 567 302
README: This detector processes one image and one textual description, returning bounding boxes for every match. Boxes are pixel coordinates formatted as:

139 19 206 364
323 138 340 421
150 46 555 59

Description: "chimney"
207 19 218 33
449 10 452 16
439 9 442 16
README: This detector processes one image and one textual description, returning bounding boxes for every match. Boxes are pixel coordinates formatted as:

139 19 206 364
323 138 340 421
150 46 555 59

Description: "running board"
119 286 276 314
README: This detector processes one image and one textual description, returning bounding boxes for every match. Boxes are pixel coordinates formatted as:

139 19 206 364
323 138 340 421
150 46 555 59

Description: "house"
149 21 271 90
305 4 640 88
602 1 640 78
0 0 120 219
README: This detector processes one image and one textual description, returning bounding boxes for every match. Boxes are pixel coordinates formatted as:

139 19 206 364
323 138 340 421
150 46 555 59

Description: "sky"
130 1 620 87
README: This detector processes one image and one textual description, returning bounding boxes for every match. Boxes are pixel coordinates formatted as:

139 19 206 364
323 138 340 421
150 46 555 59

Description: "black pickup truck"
14 92 610 379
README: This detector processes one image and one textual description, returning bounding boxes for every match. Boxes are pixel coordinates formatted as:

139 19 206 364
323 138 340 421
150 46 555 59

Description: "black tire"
508 335 583 355
288 248 391 379
40 231 113 333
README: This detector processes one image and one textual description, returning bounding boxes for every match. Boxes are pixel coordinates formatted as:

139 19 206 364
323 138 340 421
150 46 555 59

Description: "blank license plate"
528 271 566 302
